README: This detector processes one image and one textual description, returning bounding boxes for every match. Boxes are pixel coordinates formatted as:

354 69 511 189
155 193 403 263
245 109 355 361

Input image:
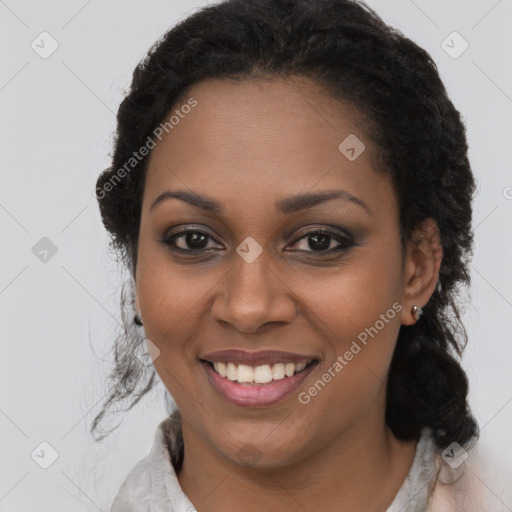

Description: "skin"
134 76 443 512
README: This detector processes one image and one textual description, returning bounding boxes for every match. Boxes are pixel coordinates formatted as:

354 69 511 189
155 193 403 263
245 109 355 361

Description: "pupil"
309 233 330 250
188 232 207 249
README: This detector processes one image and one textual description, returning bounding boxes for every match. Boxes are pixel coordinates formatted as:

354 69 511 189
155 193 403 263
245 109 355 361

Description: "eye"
160 226 358 257
288 229 357 254
161 228 222 253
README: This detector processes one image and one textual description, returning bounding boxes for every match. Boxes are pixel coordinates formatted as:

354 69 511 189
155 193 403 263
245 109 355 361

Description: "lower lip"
201 361 317 407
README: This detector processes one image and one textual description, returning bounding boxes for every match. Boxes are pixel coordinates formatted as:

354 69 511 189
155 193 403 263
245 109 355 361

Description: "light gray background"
1 0 511 510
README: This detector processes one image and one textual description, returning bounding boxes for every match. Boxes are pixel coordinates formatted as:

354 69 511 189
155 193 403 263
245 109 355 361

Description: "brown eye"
289 229 357 254
162 229 222 253
160 226 358 258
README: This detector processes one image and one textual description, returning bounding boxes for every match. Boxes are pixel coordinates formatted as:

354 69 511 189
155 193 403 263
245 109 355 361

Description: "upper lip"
200 349 317 366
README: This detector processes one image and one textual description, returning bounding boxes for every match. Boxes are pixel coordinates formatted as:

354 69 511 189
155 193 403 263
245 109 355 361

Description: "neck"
177 401 418 512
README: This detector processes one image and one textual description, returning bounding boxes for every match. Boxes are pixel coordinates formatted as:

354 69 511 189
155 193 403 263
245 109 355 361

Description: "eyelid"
291 224 356 243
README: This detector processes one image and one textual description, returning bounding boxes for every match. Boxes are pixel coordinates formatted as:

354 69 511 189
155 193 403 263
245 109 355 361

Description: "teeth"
217 362 227 378
226 363 238 381
295 362 307 372
237 364 254 383
284 363 295 377
254 365 273 384
272 363 285 380
210 361 312 383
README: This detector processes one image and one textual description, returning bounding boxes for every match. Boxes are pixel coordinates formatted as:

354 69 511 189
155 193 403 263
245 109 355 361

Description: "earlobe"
133 274 143 325
133 295 143 326
135 294 144 321
400 218 443 326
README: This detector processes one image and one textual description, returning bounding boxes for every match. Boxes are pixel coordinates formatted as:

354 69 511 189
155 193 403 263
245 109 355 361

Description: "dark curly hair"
92 0 479 449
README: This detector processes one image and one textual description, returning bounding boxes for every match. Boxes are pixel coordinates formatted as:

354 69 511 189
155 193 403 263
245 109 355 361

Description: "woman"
93 0 511 510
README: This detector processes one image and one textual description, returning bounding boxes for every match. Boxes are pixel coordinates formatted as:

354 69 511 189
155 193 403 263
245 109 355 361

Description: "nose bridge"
231 248 272 299
213 246 295 333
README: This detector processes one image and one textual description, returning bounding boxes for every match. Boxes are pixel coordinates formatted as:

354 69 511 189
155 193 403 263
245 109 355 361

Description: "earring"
411 305 423 321
134 309 143 326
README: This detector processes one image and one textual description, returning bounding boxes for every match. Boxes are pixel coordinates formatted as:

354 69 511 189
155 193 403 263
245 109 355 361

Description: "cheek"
292 241 403 337
304 283 401 390
292 279 402 449
292 246 403 399
136 224 220 319
135 239 211 359
135 253 211 408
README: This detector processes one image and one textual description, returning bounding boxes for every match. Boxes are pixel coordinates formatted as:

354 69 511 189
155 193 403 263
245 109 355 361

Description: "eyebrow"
149 189 371 216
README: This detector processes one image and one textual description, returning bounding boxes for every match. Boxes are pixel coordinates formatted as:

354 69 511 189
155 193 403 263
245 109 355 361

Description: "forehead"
143 76 391 215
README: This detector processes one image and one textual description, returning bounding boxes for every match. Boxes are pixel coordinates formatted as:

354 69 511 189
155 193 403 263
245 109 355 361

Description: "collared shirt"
110 410 512 511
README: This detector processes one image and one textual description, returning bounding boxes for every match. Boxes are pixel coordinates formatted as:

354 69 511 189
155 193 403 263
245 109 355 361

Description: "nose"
211 250 297 334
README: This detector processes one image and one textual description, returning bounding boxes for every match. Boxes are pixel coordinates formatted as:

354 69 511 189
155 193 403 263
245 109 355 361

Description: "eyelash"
160 227 358 257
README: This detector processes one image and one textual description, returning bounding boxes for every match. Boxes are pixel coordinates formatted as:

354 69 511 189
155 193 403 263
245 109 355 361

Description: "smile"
199 350 319 406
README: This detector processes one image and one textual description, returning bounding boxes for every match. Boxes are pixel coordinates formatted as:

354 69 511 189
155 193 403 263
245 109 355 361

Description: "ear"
399 217 443 326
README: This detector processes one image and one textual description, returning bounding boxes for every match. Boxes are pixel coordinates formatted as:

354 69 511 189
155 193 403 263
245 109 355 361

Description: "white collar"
111 411 445 512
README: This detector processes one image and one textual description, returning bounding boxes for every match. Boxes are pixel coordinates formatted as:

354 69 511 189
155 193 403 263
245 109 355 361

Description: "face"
135 76 418 468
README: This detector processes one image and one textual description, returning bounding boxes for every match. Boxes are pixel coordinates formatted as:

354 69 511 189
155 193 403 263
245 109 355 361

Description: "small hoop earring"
411 305 423 321
134 309 143 326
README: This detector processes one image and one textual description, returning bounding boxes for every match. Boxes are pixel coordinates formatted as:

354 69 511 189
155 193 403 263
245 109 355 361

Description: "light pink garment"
425 445 512 511
111 410 512 511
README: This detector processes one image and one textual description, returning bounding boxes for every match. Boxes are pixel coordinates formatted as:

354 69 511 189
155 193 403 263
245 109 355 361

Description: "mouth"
199 350 319 406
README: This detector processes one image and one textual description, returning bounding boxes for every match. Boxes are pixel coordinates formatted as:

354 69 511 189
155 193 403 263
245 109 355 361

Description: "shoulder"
426 437 512 511
110 455 151 512
109 411 183 512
